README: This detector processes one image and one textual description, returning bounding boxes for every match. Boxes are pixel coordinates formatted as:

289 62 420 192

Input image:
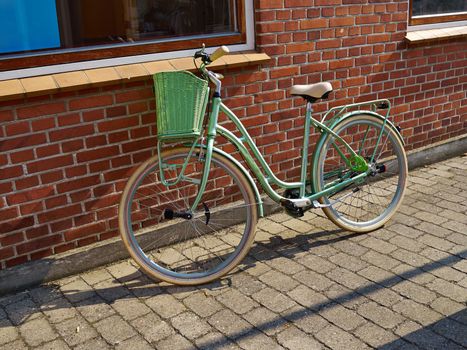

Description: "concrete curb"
1 134 466 296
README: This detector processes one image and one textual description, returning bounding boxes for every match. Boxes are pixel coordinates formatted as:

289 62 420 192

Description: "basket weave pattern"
154 71 210 140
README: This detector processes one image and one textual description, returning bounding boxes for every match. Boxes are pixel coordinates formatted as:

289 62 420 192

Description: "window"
0 0 247 72
410 0 467 25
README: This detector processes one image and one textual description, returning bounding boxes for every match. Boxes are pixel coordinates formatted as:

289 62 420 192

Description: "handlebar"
194 45 230 65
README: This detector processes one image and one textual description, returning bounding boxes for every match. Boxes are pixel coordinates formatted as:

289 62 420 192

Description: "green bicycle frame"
186 94 393 215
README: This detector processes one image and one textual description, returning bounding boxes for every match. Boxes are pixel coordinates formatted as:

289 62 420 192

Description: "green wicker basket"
154 71 210 141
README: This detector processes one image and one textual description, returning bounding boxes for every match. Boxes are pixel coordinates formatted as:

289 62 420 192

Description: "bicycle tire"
313 114 408 232
118 146 258 285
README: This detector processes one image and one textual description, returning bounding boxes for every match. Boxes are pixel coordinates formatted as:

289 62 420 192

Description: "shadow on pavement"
0 228 465 350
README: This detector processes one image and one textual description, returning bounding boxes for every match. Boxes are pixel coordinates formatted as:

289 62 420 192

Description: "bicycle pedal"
285 206 304 218
281 198 305 217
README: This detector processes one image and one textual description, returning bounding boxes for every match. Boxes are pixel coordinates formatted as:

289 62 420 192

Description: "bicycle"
118 46 408 285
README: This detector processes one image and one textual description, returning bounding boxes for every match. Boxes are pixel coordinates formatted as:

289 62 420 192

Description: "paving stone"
354 322 398 348
92 278 130 303
357 266 402 287
145 293 186 318
114 336 153 350
328 252 368 272
326 267 371 290
208 309 251 336
130 313 174 343
391 280 437 305
229 273 265 296
257 219 286 234
156 333 195 350
0 339 27 350
281 305 329 335
392 249 431 268
324 284 368 309
359 237 398 254
282 219 315 233
34 339 71 350
293 270 334 292
296 253 336 274
265 256 305 275
19 318 58 347
277 326 324 349
391 213 422 227
251 287 297 313
183 292 223 317
195 331 241 350
73 338 111 350
366 288 404 307
332 240 369 257
315 324 371 350
427 279 467 303
60 278 96 304
0 318 19 345
111 296 151 320
357 302 405 329
361 251 401 270
106 260 142 283
394 320 456 350
236 329 284 350
392 299 442 326
5 297 41 326
75 296 116 323
171 311 211 340
216 288 258 315
389 236 426 253
80 269 113 286
243 307 288 335
453 259 467 273
29 285 63 304
41 297 78 324
430 265 466 282
320 303 366 331
287 285 329 310
54 315 98 347
442 221 467 234
432 317 467 348
94 315 137 345
259 269 300 292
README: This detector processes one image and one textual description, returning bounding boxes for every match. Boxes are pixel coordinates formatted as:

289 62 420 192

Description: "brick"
69 95 113 111
0 133 47 152
16 234 63 255
27 155 74 173
17 103 66 119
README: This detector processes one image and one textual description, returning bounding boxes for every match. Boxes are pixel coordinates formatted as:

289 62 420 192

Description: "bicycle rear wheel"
313 114 407 232
118 147 258 285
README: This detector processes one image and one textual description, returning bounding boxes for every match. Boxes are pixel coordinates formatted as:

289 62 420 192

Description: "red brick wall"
0 0 466 269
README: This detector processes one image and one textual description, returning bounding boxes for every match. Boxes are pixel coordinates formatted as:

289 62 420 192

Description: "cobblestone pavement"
1 155 466 350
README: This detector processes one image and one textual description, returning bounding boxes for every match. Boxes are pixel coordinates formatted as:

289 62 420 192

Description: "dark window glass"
0 0 241 60
412 0 467 17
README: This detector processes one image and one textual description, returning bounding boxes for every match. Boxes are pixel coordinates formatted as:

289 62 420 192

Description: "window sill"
0 52 270 102
405 25 467 44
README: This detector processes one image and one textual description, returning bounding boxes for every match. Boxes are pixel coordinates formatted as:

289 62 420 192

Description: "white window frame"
0 0 255 81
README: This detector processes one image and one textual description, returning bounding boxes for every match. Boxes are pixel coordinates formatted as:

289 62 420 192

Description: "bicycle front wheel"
118 147 258 285
313 114 408 232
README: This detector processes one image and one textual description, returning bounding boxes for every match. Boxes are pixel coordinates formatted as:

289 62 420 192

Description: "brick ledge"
405 25 467 44
0 52 270 102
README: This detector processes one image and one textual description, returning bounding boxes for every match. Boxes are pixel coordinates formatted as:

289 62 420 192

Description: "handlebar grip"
210 46 230 62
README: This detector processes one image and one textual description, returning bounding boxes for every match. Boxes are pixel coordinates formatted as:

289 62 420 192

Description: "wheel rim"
121 149 255 281
317 117 407 229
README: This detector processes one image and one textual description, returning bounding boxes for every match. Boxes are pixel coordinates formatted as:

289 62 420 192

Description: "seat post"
299 101 314 197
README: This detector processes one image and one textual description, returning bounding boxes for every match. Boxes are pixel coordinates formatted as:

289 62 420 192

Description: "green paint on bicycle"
349 155 369 172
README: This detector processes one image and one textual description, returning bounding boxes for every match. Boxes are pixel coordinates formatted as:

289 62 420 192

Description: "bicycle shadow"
1 231 465 350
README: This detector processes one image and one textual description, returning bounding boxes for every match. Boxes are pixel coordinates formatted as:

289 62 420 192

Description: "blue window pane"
0 0 60 54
